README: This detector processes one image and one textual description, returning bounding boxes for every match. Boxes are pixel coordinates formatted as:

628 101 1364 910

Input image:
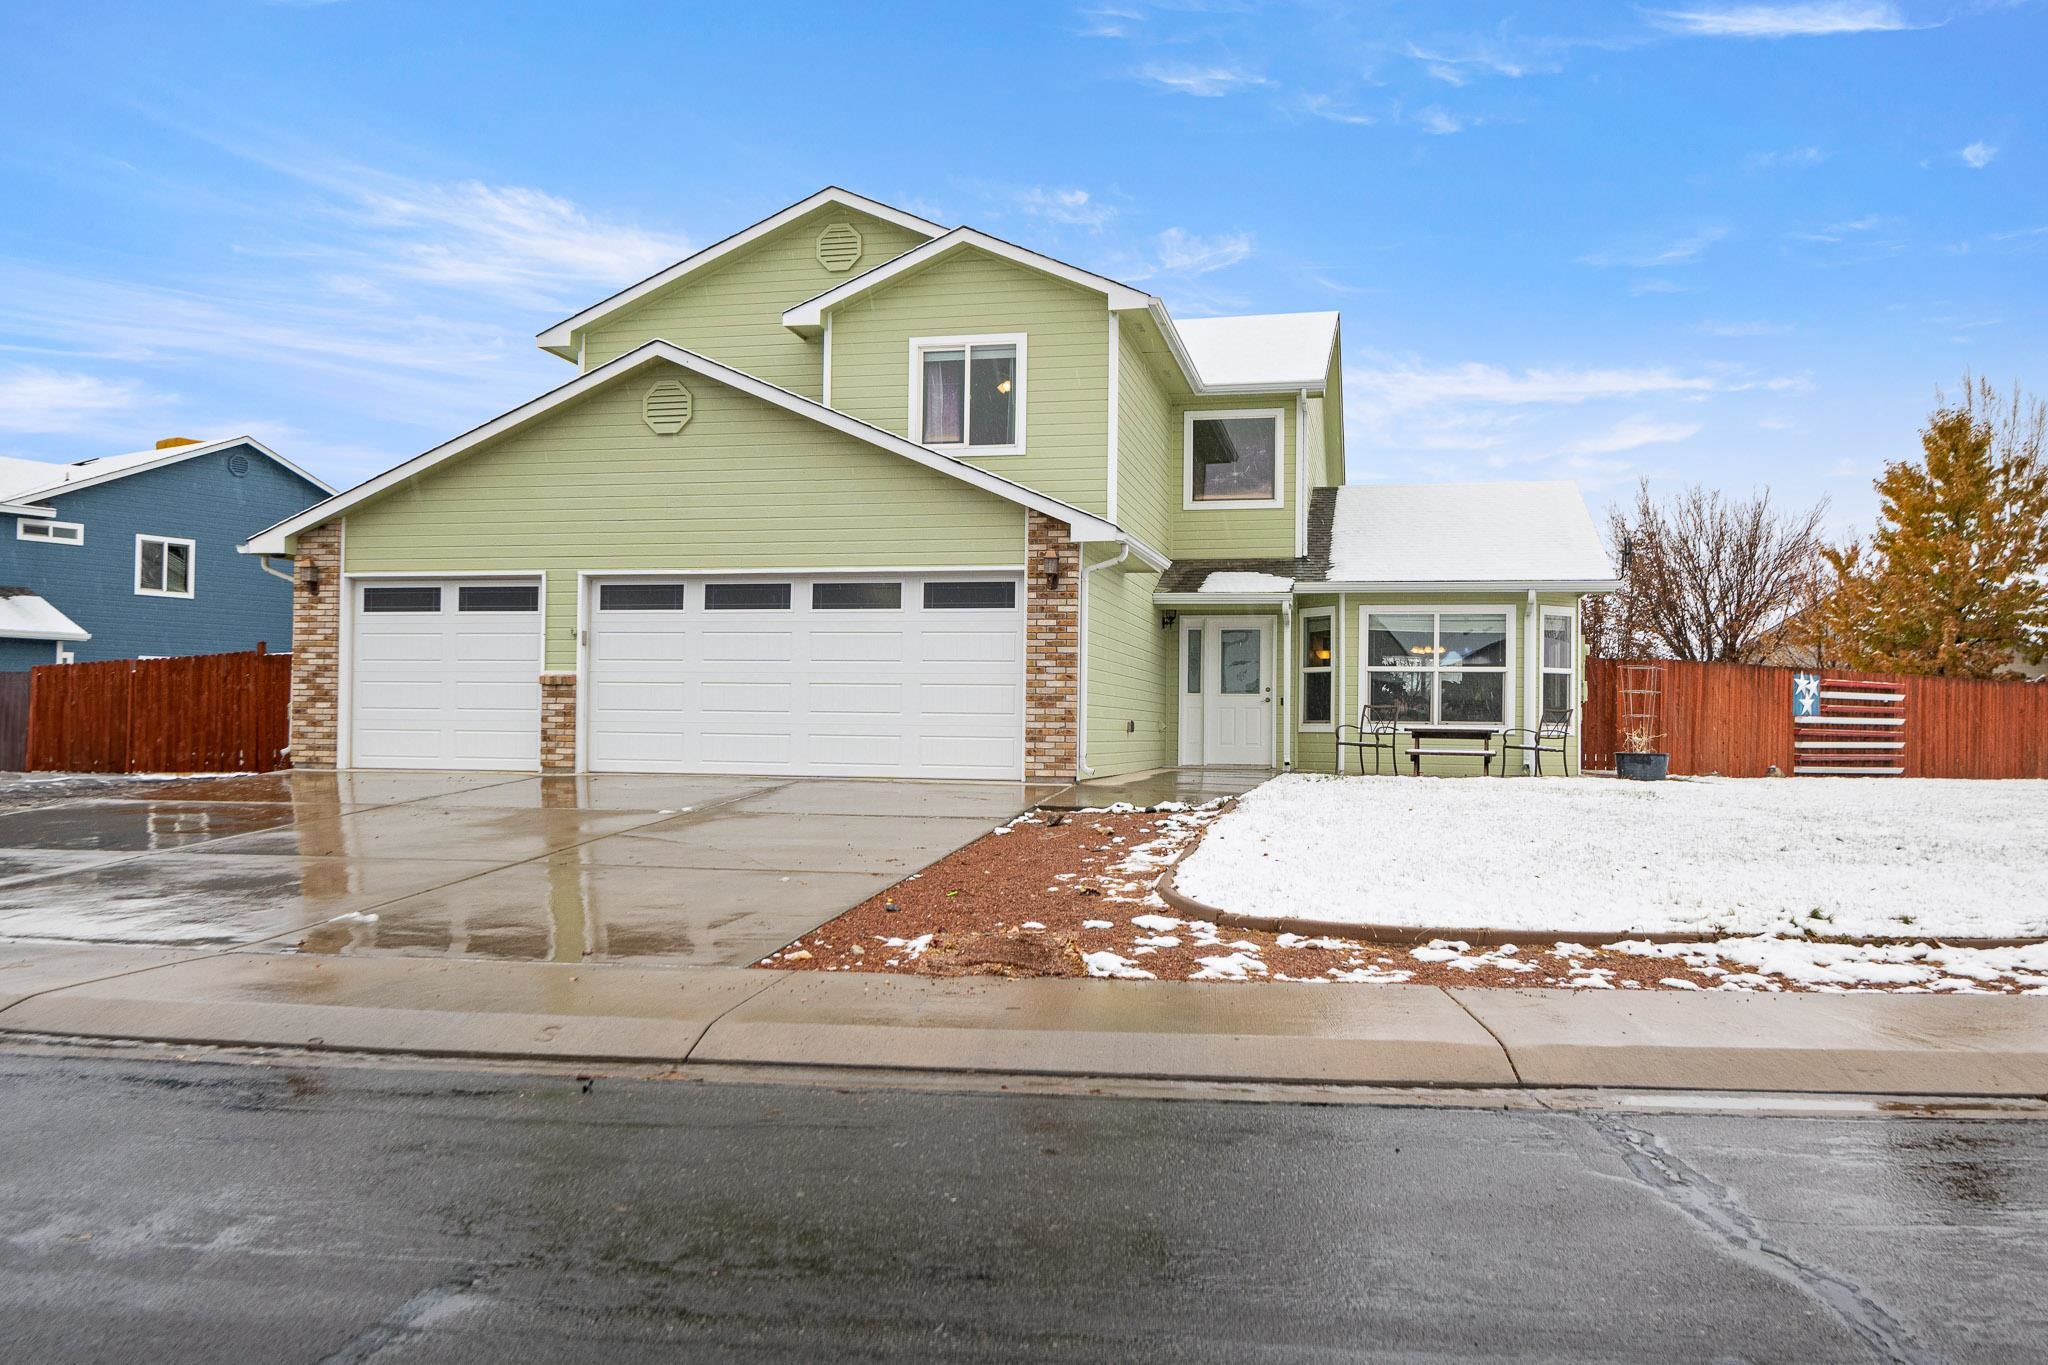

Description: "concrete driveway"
0 771 1040 967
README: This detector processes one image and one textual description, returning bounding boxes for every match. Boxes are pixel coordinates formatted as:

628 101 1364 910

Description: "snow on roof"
0 446 198 502
1174 312 1338 389
1199 571 1295 594
0 589 90 642
1325 481 1616 585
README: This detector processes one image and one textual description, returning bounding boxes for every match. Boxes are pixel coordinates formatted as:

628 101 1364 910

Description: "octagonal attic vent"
815 221 864 273
643 379 693 435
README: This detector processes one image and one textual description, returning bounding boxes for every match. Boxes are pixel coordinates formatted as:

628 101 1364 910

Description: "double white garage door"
350 573 1026 779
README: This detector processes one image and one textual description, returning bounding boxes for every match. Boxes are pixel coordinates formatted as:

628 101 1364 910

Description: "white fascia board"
536 188 946 356
1314 579 1622 594
241 341 1144 556
0 501 57 517
13 437 335 504
783 228 1154 333
1132 301 1326 397
1151 592 1292 606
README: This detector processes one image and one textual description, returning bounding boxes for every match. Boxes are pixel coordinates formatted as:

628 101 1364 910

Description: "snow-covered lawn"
1175 774 2048 941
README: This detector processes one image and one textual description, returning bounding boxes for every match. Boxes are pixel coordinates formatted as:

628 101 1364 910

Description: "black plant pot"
1617 751 1670 782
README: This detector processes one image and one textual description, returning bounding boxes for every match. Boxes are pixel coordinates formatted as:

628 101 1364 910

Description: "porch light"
1042 549 1061 589
301 561 322 597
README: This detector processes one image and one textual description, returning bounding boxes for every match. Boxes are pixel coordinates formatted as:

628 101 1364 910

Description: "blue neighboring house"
0 436 333 670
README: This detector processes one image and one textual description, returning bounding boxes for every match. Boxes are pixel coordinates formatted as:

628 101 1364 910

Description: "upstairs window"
1185 410 1283 508
135 535 194 598
17 519 83 545
913 336 1023 454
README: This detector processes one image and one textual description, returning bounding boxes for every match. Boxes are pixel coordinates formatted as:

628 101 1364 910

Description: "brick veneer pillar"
1024 510 1080 781
287 522 343 769
539 673 578 772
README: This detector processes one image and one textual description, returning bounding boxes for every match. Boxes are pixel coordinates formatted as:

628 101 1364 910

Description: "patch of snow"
1176 773 2048 939
1082 919 1114 930
1174 311 1338 388
1325 481 1612 584
1191 951 1269 981
1130 913 1182 932
1199 571 1294 594
878 933 935 961
1083 950 1156 980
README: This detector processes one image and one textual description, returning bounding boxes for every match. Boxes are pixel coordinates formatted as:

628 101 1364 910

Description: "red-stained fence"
1584 658 2048 778
24 648 292 774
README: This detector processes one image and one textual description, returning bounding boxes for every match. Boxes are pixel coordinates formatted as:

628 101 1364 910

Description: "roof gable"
536 188 946 358
0 437 333 508
1319 481 1617 588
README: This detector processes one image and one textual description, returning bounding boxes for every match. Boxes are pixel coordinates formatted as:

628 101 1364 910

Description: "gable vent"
815 221 864 273
643 379 694 435
226 453 251 477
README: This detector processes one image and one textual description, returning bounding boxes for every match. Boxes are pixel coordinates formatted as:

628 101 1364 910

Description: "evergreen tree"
1823 378 2048 677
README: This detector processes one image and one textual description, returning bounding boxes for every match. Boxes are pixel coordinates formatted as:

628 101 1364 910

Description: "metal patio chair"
1335 702 1403 776
1499 707 1574 776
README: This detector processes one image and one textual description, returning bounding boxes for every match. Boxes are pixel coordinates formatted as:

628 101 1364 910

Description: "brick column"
287 522 343 769
539 673 578 772
1024 510 1080 781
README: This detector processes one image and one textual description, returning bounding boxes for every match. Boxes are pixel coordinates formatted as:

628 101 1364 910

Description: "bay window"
1363 609 1510 726
913 335 1023 453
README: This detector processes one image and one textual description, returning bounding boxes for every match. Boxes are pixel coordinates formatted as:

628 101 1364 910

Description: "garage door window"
813 582 901 610
361 586 441 612
458 585 540 612
599 583 687 611
704 582 791 611
923 581 1017 610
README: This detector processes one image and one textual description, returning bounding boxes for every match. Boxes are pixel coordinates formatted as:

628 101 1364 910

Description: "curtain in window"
922 350 965 443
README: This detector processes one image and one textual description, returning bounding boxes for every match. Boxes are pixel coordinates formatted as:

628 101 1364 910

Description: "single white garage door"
587 573 1024 779
350 579 543 770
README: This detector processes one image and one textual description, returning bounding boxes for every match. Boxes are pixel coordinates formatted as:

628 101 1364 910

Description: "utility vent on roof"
643 379 694 435
816 221 864 273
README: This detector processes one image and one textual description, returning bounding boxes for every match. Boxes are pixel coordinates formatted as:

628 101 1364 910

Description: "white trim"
1357 603 1519 731
54 644 75 665
16 518 83 544
821 313 833 407
783 227 1151 332
1316 578 1622 594
1298 607 1335 732
1294 389 1308 557
906 333 1028 457
536 188 945 356
1151 592 1292 607
1076 544 1131 777
568 564 1028 578
134 534 196 599
1539 605 1577 721
1105 313 1120 523
1183 408 1286 511
239 341 1163 566
10 437 334 504
1281 598 1294 770
1337 591 1348 737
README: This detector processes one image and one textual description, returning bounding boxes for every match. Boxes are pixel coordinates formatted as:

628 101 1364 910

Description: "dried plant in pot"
1615 723 1669 781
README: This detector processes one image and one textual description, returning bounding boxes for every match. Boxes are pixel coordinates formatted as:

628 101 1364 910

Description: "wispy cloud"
1793 213 1890 243
1649 3 1915 38
1131 63 1273 96
1293 93 1376 126
1561 416 1703 454
1580 226 1728 268
1403 40 1558 82
1014 185 1119 228
1746 145 1826 169
1960 140 1998 168
1151 226 1253 275
1629 279 1695 296
0 366 161 435
1412 106 1473 135
1077 5 1143 38
1352 361 1721 409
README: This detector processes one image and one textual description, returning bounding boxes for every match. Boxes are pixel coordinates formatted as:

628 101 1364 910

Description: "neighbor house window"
135 535 194 598
1185 410 1283 507
17 519 83 544
1300 611 1333 728
913 335 1023 453
1364 610 1510 726
1542 609 1576 716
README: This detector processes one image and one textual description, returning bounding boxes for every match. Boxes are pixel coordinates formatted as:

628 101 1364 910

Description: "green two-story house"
245 188 1616 780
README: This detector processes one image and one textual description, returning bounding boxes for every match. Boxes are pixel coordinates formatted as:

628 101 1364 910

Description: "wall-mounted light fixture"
1042 549 1061 591
1160 610 1179 630
300 560 322 597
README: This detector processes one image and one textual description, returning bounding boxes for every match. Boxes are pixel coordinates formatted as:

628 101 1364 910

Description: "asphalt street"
0 1051 2042 1363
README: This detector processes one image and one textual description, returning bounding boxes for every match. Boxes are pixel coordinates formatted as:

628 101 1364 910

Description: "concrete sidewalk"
2 939 2045 1095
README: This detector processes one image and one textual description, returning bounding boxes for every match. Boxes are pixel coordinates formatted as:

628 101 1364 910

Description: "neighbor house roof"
241 340 1167 568
1174 312 1338 390
536 188 947 359
0 586 90 642
1321 481 1617 589
0 437 334 507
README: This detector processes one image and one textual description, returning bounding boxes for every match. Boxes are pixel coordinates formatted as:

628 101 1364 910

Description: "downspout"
1075 543 1130 779
1281 597 1294 772
1295 388 1309 557
1524 588 1540 773
257 554 295 585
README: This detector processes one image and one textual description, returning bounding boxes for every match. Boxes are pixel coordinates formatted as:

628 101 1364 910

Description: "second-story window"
1185 409 1284 508
135 534 195 598
913 335 1023 454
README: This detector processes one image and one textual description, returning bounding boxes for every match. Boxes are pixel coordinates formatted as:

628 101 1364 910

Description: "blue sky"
1 1 2040 531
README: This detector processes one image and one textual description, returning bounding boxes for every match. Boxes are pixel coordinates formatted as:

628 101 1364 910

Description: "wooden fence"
1584 658 2048 778
23 648 292 774
0 673 29 771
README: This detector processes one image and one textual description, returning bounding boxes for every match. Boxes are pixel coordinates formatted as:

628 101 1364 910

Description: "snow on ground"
1175 774 2048 940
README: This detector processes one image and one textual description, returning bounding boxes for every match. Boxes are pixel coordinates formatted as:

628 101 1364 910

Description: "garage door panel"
356 633 450 665
588 573 1022 780
351 579 542 771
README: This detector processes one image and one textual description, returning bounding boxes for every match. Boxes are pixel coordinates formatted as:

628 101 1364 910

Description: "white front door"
1179 618 1274 767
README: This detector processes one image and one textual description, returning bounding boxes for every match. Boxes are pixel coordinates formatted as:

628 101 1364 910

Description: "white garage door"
588 573 1024 779
350 579 543 770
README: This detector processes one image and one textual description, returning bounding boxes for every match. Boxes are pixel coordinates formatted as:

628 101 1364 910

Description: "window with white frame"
1185 410 1282 507
17 519 83 545
1300 611 1334 727
135 535 194 598
1364 610 1510 726
912 336 1022 453
1541 609 1576 716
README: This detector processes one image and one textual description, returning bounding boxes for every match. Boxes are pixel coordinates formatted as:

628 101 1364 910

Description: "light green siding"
579 207 931 397
343 360 1026 669
826 247 1111 516
1083 553 1175 776
1321 327 1346 486
1164 393 1301 558
1113 319 1175 551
